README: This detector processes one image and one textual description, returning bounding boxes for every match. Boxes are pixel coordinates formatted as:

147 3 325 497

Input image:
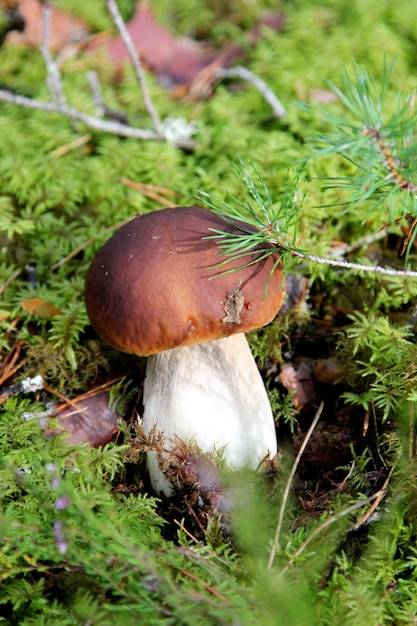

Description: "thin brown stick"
280 490 385 575
173 518 202 545
351 464 394 530
164 562 232 605
267 401 324 570
0 363 26 391
0 268 22 296
50 216 134 271
43 384 86 413
120 177 179 207
0 340 26 387
69 376 126 404
49 134 91 158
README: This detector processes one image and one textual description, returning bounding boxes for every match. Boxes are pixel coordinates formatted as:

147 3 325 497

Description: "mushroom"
85 206 285 495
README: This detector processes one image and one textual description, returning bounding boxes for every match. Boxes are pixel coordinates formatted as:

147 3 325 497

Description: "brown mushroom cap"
85 206 285 356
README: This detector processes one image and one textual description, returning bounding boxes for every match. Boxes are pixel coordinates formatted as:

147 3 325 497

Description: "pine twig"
291 248 417 277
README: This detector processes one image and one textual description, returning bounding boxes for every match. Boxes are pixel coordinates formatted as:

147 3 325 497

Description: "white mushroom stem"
142 332 277 496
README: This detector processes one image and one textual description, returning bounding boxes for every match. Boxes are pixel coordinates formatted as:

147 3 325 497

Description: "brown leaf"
46 391 120 447
280 273 309 314
89 1 285 91
310 89 339 104
278 362 316 411
21 296 64 319
5 0 88 52
89 2 216 88
312 358 343 384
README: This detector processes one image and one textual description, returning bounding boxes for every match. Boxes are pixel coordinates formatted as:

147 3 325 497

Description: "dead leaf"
310 89 339 104
89 2 216 88
313 358 343 383
21 296 64 319
45 391 120 447
88 1 285 92
5 0 88 52
280 273 309 314
278 362 316 411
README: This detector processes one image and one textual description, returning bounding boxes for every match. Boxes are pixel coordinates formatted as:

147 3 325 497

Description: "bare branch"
280 488 386 575
267 402 323 570
39 3 66 108
87 70 131 125
215 66 286 118
105 0 164 137
292 248 417 277
0 0 196 148
87 70 105 117
329 230 387 257
0 89 195 149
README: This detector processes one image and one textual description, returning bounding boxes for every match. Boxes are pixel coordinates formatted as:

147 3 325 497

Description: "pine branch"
202 158 417 279
202 63 417 279
302 64 417 233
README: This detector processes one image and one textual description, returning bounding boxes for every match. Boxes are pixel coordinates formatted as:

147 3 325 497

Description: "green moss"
2 0 417 622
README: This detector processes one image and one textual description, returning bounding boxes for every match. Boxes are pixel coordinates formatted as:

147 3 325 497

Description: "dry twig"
215 66 286 118
0 0 196 149
293 248 417 277
351 464 394 530
40 4 67 108
104 0 164 137
0 268 22 297
280 489 385 575
0 88 196 149
267 401 324 570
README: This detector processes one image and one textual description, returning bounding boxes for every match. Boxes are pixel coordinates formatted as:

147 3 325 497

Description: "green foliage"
0 404 255 624
341 313 417 421
2 0 417 623
199 159 303 275
301 63 417 248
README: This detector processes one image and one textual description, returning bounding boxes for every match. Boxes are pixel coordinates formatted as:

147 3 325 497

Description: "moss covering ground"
1 0 417 624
